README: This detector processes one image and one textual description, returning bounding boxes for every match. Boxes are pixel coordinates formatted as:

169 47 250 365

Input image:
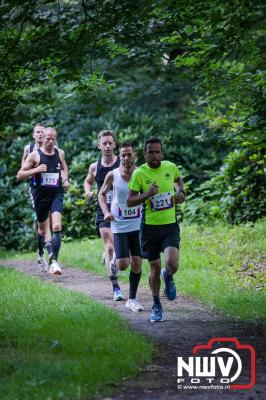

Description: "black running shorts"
114 230 141 259
140 222 180 261
96 220 111 237
34 193 64 223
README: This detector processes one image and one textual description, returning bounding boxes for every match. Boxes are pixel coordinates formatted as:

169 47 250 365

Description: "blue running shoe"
161 268 176 300
150 304 163 322
113 288 124 301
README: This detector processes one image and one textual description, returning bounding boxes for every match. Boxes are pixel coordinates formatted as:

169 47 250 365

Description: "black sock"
129 271 141 299
51 231 62 261
45 241 53 259
153 295 161 307
37 234 44 257
109 275 120 291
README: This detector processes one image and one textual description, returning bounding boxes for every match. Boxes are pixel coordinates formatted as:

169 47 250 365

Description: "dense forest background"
0 0 265 250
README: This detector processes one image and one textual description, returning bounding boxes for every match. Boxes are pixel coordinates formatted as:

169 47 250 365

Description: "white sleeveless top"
111 168 141 233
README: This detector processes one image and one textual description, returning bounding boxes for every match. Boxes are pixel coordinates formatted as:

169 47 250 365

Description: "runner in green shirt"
127 137 185 322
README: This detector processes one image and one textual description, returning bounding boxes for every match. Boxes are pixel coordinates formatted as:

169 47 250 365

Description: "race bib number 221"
150 192 174 211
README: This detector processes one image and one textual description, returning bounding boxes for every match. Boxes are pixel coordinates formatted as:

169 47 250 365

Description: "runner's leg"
37 219 48 255
128 231 142 300
129 256 142 297
100 226 114 268
161 247 178 301
105 228 123 300
45 214 53 260
37 218 49 271
51 211 62 262
164 246 179 275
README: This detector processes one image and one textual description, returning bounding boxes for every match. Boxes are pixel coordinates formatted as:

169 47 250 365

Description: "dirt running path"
1 260 265 399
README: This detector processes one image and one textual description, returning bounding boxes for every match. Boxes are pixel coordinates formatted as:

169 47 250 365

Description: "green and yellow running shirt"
128 161 180 225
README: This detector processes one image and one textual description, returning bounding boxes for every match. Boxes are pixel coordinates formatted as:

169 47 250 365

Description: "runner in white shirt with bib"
111 169 141 234
98 143 144 312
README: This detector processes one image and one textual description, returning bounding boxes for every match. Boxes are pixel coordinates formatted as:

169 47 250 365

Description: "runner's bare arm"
21 144 30 167
84 162 96 199
127 182 159 207
174 176 186 204
98 172 114 222
17 151 45 181
59 149 70 191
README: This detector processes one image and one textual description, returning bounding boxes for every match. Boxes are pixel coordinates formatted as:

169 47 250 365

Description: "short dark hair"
144 137 162 151
98 130 115 140
119 142 135 151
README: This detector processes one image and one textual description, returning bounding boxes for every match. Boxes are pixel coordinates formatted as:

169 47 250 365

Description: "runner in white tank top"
98 143 144 312
111 168 141 233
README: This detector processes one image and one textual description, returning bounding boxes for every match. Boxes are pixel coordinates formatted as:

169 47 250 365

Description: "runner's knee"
116 259 129 271
52 223 62 232
38 227 45 236
131 258 142 273
165 254 179 273
167 263 178 274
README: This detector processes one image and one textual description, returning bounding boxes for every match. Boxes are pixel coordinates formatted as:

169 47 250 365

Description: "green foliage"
0 0 158 129
159 1 266 224
0 130 37 250
63 182 97 239
0 178 36 250
215 148 266 223
183 144 266 224
0 1 265 250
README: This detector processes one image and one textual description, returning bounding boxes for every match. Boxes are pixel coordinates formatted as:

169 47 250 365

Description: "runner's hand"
85 191 94 200
63 178 70 192
148 182 159 197
36 164 47 173
104 212 114 222
175 190 185 203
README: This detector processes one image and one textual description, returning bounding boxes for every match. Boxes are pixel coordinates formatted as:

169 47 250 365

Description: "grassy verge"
1 219 265 324
178 220 265 324
0 268 153 400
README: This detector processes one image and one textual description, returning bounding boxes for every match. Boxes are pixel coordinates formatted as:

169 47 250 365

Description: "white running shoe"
37 254 48 272
49 260 62 275
126 299 144 312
